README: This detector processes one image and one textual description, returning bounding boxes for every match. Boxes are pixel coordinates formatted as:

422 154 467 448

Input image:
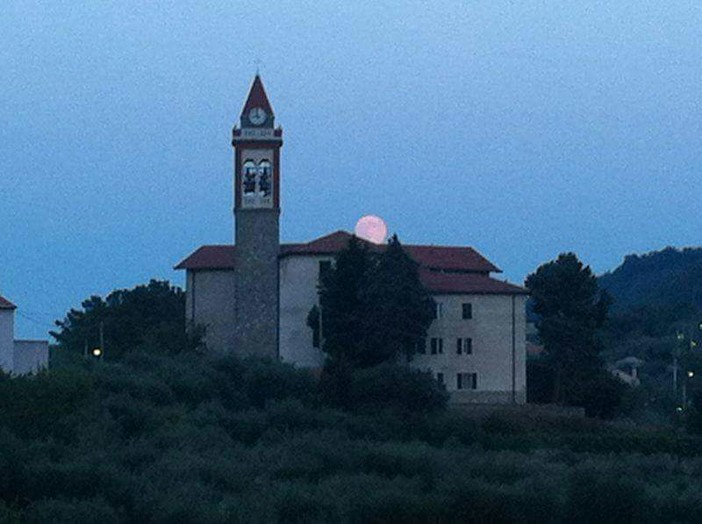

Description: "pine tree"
359 235 435 366
318 236 371 365
317 234 434 368
526 253 611 405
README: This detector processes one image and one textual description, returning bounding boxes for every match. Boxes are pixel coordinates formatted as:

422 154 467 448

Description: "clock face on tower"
248 107 267 126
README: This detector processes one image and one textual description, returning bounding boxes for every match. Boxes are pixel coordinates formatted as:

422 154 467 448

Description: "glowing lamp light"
688 371 695 378
92 348 102 357
354 215 388 244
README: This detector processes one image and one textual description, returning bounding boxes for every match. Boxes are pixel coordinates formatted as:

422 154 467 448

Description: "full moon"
354 215 388 244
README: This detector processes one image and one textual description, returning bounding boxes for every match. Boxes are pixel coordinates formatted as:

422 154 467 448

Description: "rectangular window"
457 338 472 354
416 338 426 354
430 338 443 355
457 372 477 390
462 303 473 319
433 302 443 319
436 373 444 385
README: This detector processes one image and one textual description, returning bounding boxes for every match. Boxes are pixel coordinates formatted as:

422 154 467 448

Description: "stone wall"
234 208 280 359
186 270 237 354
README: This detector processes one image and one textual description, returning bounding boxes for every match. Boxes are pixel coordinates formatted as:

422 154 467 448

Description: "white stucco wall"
0 307 49 375
0 309 14 373
279 255 329 368
186 270 237 354
412 294 527 403
13 340 49 374
187 255 527 404
278 255 527 403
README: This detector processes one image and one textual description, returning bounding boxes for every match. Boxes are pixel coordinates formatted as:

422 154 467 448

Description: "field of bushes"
2 352 702 522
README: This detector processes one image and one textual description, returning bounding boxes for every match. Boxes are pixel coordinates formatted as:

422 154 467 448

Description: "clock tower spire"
230 75 282 358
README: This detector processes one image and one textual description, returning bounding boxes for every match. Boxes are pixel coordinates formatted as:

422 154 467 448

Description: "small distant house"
0 295 49 374
610 356 643 387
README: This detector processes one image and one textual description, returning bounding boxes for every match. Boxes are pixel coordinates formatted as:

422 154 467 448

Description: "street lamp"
92 347 102 358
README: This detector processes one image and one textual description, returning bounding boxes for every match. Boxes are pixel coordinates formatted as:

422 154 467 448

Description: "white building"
176 76 528 403
0 295 49 375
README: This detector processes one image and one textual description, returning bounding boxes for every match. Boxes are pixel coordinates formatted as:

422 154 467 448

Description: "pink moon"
354 215 388 244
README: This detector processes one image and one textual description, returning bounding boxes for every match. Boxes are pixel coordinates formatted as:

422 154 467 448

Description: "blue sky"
1 1 701 338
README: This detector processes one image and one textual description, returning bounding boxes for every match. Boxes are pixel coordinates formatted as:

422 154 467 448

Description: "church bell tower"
231 75 282 358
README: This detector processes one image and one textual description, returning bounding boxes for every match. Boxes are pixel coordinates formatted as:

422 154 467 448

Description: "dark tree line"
51 279 202 361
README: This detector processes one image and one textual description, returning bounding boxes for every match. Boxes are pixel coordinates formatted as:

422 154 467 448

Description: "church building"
176 76 528 403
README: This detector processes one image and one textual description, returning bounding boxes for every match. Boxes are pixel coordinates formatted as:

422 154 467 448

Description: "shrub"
24 497 120 524
573 372 628 418
345 363 448 413
242 357 317 409
565 464 650 523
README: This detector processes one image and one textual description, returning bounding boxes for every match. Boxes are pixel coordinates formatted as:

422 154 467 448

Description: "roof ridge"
0 294 17 310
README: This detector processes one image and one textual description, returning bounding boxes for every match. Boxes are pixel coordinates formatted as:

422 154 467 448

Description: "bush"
344 363 448 413
574 372 628 419
527 358 554 403
5 350 702 521
686 390 702 434
24 497 120 524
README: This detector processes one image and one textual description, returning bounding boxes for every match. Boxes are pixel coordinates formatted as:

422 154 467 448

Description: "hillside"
598 247 702 312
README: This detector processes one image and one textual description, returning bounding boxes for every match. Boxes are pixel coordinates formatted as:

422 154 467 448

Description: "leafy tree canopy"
51 279 200 361
526 253 612 405
317 234 434 369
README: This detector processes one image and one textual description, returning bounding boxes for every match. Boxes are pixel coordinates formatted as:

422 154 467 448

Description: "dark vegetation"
4 354 702 522
313 234 436 408
3 246 699 521
51 280 202 361
315 234 435 368
598 247 702 425
525 253 626 417
599 247 702 313
527 248 702 426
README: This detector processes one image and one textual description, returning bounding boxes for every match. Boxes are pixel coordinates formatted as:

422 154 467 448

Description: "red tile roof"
175 245 236 270
176 231 526 295
279 231 500 272
241 75 274 117
418 270 528 296
0 295 17 310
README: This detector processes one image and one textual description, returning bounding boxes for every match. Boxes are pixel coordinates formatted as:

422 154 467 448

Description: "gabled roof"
241 74 274 117
279 231 501 273
176 231 499 274
418 270 528 296
175 245 236 270
175 231 527 295
280 231 376 256
0 295 17 310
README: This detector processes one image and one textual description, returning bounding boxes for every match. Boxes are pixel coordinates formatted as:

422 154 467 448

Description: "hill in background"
599 247 702 313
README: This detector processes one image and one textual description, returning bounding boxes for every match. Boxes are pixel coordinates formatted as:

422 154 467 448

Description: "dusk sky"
2 2 701 338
